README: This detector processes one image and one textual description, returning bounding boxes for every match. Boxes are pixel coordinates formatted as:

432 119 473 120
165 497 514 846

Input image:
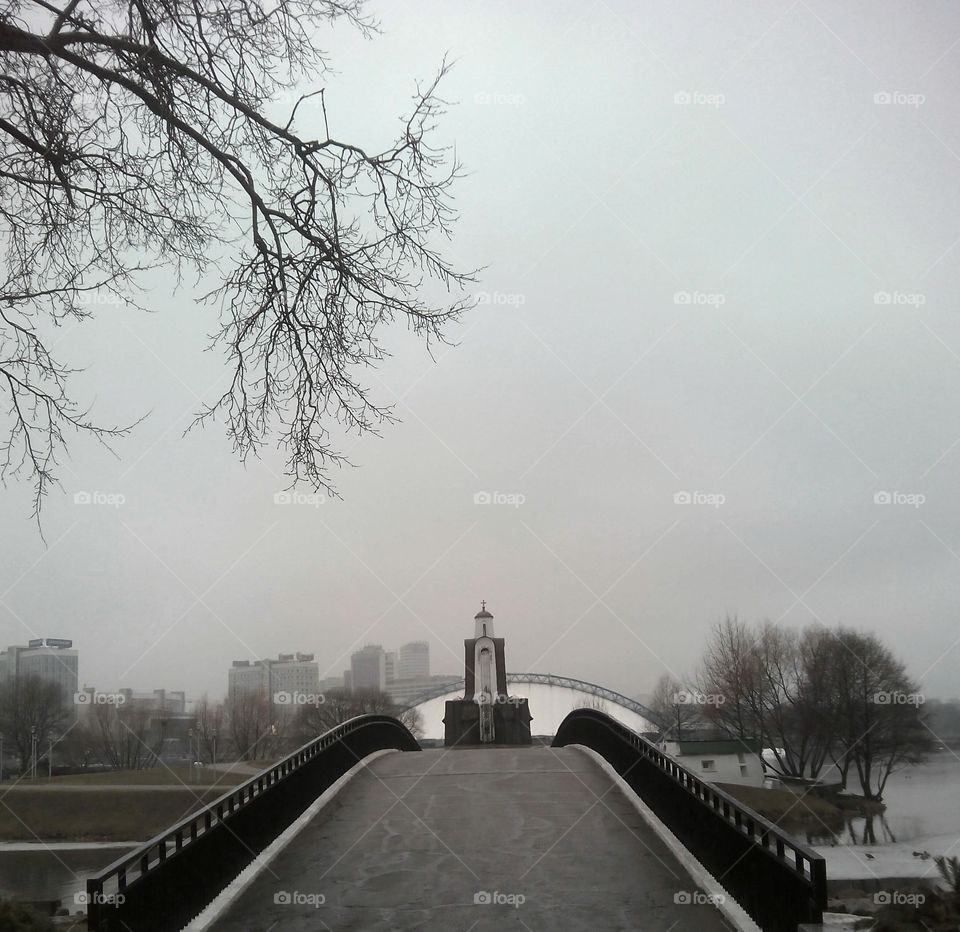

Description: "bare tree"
0 674 69 771
225 691 281 761
81 700 166 770
829 628 930 800
648 672 697 738
291 687 414 742
0 0 471 516
193 694 226 763
697 615 766 743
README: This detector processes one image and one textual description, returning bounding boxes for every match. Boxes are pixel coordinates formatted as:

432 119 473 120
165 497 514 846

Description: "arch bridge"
84 711 825 932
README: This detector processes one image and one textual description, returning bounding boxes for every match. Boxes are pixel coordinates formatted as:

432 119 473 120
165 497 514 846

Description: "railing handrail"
92 713 409 887
555 708 825 882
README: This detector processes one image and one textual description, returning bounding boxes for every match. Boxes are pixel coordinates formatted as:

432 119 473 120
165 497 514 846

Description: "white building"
399 641 430 680
228 653 319 705
658 737 765 787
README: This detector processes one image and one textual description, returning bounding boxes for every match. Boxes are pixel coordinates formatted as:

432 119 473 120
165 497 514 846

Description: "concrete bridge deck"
208 746 734 932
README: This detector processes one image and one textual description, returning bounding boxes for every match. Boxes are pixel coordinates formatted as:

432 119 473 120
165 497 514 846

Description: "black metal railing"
553 709 826 932
85 714 420 932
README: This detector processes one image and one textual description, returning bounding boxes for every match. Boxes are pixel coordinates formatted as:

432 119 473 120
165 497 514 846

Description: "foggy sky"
2 0 960 704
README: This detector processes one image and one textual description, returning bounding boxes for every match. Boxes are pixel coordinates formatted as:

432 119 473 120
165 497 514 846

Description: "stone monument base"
443 698 532 747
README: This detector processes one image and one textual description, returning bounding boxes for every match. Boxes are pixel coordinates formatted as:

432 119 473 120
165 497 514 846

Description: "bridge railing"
553 709 826 932
85 714 420 932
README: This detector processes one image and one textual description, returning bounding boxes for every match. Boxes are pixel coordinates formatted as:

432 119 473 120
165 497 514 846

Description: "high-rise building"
350 645 386 692
271 653 320 702
228 659 269 699
385 650 397 684
2 639 78 704
228 653 319 705
399 641 430 680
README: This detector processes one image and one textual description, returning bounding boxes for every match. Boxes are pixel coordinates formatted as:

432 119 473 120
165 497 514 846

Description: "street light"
212 729 217 769
30 726 37 781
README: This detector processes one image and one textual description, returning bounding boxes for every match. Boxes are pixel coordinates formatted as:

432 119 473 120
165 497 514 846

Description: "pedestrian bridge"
85 711 827 932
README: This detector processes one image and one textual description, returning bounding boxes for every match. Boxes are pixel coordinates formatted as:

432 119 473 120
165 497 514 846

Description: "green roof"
676 738 762 755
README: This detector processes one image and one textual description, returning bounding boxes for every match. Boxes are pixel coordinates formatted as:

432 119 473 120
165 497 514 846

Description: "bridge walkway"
207 746 734 932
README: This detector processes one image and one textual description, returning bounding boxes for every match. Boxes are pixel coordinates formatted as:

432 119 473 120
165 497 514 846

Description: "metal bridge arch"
403 672 661 731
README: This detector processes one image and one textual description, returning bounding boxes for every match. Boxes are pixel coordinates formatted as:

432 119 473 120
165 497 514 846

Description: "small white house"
658 737 765 787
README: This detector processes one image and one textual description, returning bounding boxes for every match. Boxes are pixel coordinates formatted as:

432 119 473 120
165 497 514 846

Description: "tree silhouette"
0 0 471 516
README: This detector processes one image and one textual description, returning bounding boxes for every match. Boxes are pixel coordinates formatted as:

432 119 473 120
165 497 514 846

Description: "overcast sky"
2 0 960 704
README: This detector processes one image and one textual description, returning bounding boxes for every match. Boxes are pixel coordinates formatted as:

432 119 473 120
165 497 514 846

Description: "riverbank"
0 788 228 841
715 782 884 835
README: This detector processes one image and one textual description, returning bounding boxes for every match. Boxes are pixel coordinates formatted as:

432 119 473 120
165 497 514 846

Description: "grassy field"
0 766 249 787
0 787 234 841
715 782 883 833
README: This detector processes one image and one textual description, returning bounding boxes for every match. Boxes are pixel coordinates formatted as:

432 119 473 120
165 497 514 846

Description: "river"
799 749 960 848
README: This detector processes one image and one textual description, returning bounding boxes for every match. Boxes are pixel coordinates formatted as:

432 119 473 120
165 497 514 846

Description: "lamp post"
48 739 53 780
212 729 217 769
30 726 37 781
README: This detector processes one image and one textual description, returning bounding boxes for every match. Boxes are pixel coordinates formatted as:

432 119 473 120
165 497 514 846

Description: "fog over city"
3 0 960 707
